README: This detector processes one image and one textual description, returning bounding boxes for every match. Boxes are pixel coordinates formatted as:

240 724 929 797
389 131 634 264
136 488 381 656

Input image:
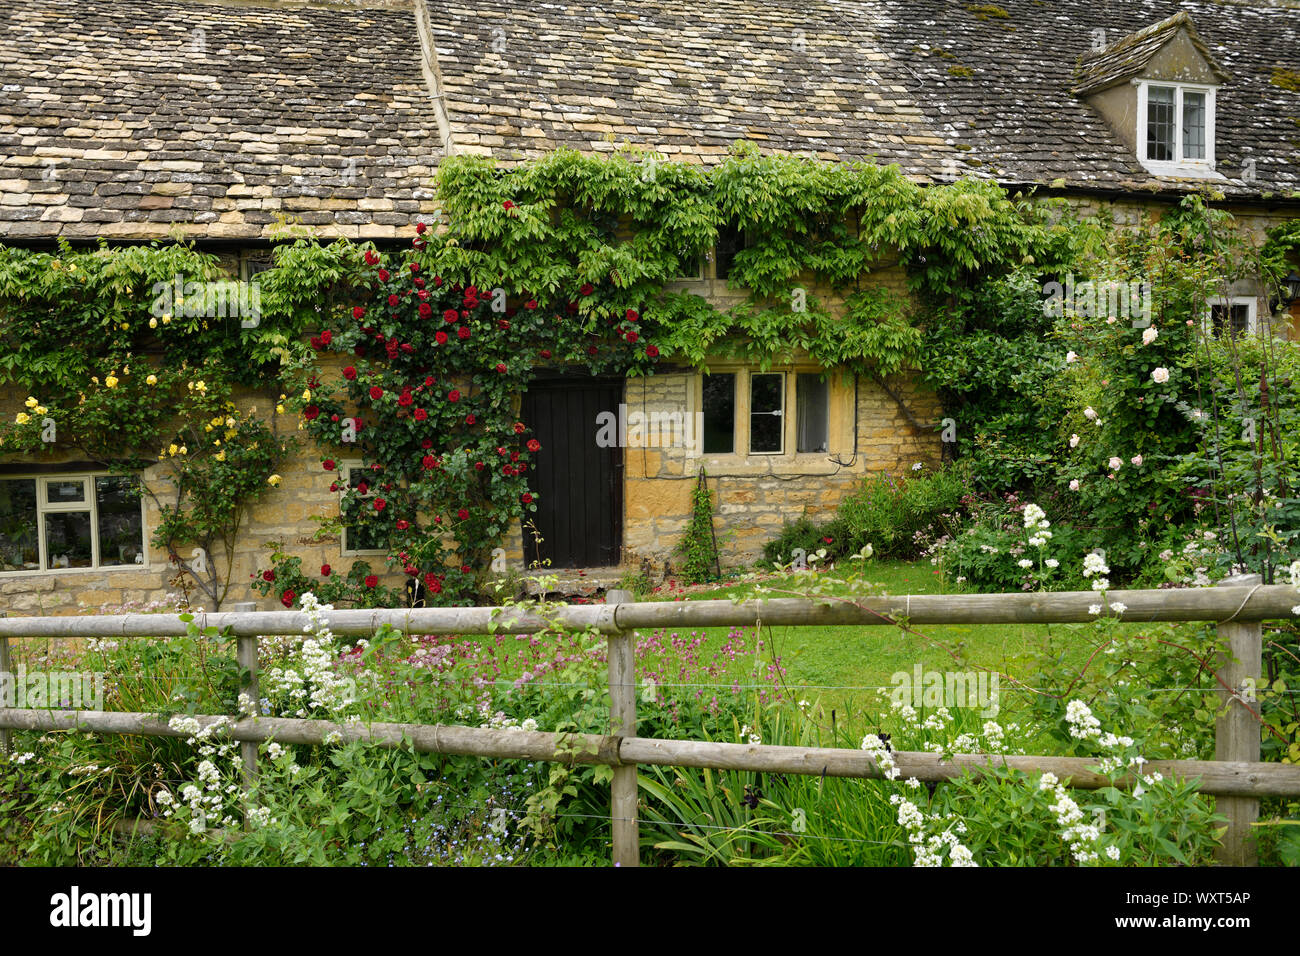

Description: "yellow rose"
275 404 285 415
34 406 47 416
120 322 129 331
225 429 237 440
15 412 30 425
146 374 157 386
267 474 282 487
215 450 226 462
162 316 171 325
91 376 99 385
168 443 178 456
279 394 287 401
204 425 213 432
301 390 311 401
225 417 236 428
178 445 187 456
149 318 158 329
24 397 37 409
104 375 119 389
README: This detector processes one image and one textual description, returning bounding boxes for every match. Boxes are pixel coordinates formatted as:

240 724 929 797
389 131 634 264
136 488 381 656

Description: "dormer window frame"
1134 79 1218 177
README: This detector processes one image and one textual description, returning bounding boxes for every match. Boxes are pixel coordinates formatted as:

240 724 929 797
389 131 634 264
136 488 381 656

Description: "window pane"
1147 86 1175 162
46 478 86 504
715 227 745 280
750 373 784 454
0 479 38 571
343 467 385 552
45 511 93 568
1182 91 1206 160
96 476 145 567
797 374 830 453
702 374 735 454
1210 304 1251 336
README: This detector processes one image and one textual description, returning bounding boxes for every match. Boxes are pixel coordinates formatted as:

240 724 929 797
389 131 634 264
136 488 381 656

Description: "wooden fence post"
230 601 259 827
0 612 10 756
605 589 639 867
1213 574 1262 866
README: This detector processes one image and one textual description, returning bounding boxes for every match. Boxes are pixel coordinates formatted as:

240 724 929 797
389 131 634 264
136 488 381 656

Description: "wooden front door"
521 378 623 568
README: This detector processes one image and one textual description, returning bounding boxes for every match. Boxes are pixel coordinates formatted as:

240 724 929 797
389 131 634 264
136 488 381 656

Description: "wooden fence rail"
1 581 1297 866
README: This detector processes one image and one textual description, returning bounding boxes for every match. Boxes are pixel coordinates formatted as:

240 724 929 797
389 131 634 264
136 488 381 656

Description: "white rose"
1069 479 1080 491
1083 407 1098 420
1069 434 1080 448
1108 457 1122 471
1151 367 1170 384
1142 327 1158 346
1066 351 1078 363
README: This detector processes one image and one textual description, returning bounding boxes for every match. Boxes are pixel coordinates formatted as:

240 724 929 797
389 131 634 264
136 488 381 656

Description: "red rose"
435 331 448 345
475 461 484 471
460 565 471 574
457 508 469 520
497 319 510 330
588 345 599 356
364 250 379 265
527 439 541 452
416 222 427 234
262 569 275 582
513 422 525 434
329 481 339 492
539 349 552 359
357 481 369 495
398 390 414 407
502 200 515 210
323 459 336 471
320 329 332 345
646 345 660 358
373 498 387 512
457 327 471 340
365 575 378 588
369 385 384 400
625 331 639 343
425 574 442 594
303 405 320 421
321 564 331 577
580 283 594 296
495 363 507 373
442 309 458 324
388 294 400 307
352 306 365 320
377 269 390 282
501 464 513 476
422 455 436 470
414 408 427 421
343 366 357 380
524 299 538 310
626 309 639 322
281 589 296 609
421 439 433 449
521 493 534 504
396 519 409 530
448 389 460 402
409 263 420 274
419 303 432 318
465 414 476 425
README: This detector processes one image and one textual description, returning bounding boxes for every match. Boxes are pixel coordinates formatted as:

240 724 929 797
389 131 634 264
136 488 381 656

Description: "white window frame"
1203 296 1259 338
0 472 148 575
1134 80 1222 179
339 460 387 556
748 371 786 456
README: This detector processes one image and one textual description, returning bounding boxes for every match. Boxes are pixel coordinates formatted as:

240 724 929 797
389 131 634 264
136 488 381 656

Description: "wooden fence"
2 578 1299 866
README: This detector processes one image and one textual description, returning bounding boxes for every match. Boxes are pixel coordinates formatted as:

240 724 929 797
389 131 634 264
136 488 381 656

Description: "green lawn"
641 560 1153 716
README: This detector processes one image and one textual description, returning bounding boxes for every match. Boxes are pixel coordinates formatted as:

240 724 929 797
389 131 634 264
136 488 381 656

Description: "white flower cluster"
740 724 762 745
861 733 899 780
1022 504 1053 549
890 794 978 867
261 593 358 719
1082 552 1110 591
1289 560 1300 616
1065 699 1101 740
160 714 281 838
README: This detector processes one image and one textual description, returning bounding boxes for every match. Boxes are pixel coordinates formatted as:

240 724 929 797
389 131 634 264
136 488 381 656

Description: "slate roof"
0 0 441 241
1073 10 1230 96
0 0 1297 242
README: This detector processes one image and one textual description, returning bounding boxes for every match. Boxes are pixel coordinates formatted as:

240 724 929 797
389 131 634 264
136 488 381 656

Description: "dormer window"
1137 81 1216 173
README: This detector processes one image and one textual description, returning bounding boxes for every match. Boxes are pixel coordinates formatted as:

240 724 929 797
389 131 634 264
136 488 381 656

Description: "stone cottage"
0 0 1297 611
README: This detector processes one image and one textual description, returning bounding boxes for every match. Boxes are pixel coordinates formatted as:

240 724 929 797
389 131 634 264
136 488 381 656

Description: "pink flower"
1108 456 1123 471
1130 454 1143 466
1069 479 1080 491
